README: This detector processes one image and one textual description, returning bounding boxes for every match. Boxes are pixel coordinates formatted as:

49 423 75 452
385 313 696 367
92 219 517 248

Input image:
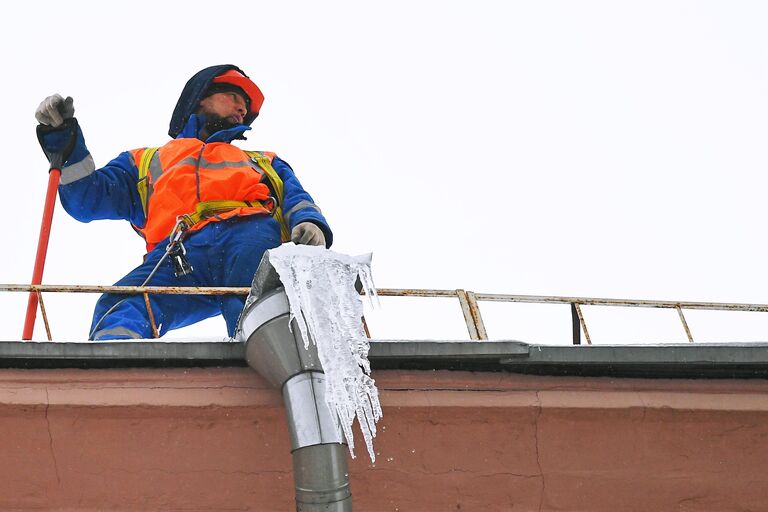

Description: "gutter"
0 340 767 378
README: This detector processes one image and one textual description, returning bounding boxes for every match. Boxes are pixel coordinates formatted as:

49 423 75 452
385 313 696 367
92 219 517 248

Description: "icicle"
268 244 382 462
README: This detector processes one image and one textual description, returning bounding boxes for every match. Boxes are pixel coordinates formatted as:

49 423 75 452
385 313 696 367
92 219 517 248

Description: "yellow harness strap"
136 147 159 217
181 199 272 226
136 148 290 242
245 151 291 242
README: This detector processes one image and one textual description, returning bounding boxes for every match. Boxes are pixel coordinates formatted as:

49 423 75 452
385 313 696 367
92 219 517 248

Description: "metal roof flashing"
0 340 767 377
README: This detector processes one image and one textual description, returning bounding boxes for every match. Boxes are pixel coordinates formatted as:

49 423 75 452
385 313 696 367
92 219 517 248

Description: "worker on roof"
35 64 332 340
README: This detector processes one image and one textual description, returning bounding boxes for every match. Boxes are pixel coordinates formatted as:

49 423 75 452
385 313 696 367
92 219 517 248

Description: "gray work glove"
291 222 326 246
35 94 75 127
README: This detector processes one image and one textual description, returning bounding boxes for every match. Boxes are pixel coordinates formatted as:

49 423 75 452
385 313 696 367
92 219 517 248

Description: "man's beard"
203 112 237 134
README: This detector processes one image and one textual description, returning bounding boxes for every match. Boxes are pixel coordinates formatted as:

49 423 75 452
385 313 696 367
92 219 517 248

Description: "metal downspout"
237 255 352 511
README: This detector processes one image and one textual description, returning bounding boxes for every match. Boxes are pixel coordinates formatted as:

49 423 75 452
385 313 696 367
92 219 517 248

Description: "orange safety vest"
130 139 287 252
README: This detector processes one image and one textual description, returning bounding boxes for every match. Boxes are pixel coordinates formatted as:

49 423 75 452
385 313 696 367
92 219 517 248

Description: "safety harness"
136 148 292 244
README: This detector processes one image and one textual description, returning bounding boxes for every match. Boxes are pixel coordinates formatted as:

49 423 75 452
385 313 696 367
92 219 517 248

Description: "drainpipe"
237 255 352 511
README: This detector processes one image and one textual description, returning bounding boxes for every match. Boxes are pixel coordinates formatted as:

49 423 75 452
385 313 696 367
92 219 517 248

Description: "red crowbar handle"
22 167 61 340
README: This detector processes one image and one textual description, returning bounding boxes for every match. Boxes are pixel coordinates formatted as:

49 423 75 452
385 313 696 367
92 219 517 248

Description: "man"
35 64 332 340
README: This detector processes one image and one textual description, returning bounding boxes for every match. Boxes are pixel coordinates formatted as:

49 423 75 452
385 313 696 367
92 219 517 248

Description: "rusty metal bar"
0 284 465 298
473 292 768 313
456 289 480 340
374 288 459 298
362 316 371 338
573 303 592 345
3 284 768 316
570 303 581 345
465 291 488 340
676 305 694 343
37 291 52 342
0 284 251 295
143 293 159 339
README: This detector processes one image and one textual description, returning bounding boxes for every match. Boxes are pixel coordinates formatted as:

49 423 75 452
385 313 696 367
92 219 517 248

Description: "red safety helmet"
211 69 265 116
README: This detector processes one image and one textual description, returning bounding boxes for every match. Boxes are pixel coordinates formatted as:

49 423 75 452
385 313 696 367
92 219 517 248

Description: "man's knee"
91 326 144 341
90 295 153 340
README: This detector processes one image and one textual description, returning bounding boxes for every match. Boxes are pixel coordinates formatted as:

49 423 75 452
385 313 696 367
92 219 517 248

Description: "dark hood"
168 64 259 138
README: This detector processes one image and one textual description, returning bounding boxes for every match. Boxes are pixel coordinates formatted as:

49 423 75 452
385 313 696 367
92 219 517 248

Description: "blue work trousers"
90 216 282 340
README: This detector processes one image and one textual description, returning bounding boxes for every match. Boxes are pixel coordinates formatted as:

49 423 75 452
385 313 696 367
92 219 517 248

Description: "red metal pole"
22 169 61 340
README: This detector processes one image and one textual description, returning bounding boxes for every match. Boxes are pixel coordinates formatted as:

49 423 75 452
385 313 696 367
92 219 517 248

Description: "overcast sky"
4 0 768 343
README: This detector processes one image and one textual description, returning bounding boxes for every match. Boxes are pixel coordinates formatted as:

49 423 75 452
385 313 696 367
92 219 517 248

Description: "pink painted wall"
0 368 765 511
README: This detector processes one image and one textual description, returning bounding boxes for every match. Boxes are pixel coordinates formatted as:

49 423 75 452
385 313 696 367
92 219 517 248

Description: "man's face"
198 92 249 126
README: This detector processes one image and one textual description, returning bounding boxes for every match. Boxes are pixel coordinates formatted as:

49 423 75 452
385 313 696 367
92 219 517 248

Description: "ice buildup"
267 244 382 461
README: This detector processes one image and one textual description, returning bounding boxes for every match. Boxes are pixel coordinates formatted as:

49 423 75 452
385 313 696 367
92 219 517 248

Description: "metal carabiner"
169 240 193 277
167 216 191 249
267 195 278 217
165 215 194 277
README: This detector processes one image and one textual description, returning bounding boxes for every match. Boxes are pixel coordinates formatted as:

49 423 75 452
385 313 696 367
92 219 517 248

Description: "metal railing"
3 283 768 343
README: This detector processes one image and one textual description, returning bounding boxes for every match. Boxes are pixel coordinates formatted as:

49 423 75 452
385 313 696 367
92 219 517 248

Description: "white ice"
268 244 382 462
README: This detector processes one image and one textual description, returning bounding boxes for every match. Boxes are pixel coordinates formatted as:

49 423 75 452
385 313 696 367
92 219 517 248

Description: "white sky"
3 0 768 343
